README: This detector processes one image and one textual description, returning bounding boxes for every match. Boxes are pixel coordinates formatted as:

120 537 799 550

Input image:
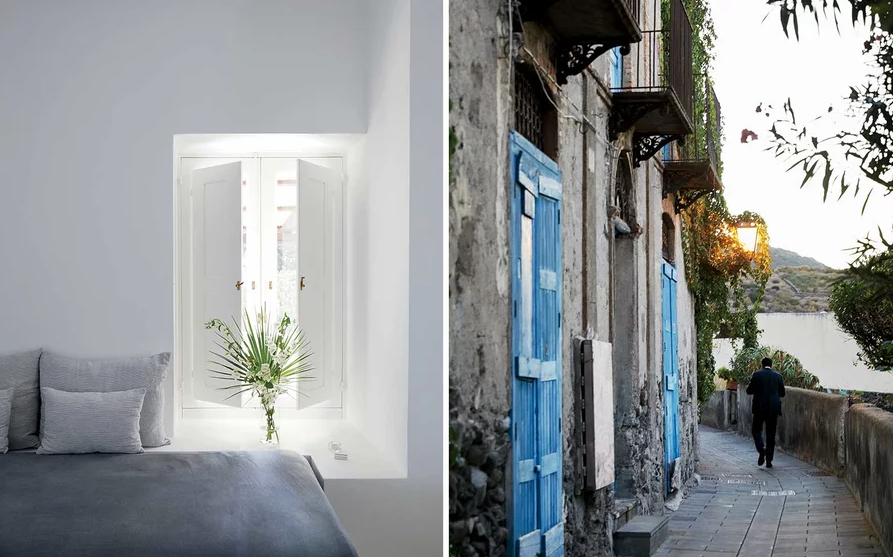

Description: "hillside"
742 248 843 313
769 247 830 270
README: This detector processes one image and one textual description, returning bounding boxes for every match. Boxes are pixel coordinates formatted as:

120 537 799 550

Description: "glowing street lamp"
735 221 759 257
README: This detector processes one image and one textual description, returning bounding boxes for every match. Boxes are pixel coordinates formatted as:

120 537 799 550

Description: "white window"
176 155 344 419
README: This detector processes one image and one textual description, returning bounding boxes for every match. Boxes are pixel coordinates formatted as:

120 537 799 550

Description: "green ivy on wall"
681 195 771 404
674 0 772 405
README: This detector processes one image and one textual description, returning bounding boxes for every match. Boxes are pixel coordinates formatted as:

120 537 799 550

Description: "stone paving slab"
653 427 884 557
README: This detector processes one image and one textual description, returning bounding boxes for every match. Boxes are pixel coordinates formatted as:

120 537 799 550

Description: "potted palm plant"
205 306 314 444
730 346 821 391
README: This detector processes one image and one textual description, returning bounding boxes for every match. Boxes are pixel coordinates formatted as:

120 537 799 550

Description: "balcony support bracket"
632 133 683 167
557 42 631 85
608 101 658 142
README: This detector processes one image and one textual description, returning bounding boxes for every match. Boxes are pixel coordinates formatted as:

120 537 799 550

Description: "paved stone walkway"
655 426 885 557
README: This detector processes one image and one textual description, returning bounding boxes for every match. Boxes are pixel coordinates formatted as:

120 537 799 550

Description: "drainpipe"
582 74 589 328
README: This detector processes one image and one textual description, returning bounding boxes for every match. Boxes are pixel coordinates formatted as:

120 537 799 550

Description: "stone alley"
655 427 884 557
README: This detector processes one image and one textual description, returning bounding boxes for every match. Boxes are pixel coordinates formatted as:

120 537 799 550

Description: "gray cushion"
40 352 170 447
37 387 146 455
0 387 14 454
0 349 41 449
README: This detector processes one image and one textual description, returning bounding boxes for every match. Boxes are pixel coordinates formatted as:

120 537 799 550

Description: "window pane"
276 176 298 321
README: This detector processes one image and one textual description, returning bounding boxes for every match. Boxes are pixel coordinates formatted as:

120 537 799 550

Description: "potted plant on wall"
717 366 737 390
205 306 314 444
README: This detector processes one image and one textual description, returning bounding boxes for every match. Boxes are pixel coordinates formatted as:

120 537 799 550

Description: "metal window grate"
514 65 546 151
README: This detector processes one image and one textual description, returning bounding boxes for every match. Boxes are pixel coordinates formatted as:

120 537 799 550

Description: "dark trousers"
752 413 778 462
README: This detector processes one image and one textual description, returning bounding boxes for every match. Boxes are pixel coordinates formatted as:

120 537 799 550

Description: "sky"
709 1 893 269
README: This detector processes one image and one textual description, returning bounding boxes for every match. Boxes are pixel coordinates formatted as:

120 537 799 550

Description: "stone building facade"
450 0 714 556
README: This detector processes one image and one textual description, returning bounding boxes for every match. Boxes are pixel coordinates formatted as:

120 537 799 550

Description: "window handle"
235 281 244 291
300 277 306 291
269 281 273 290
252 281 256 290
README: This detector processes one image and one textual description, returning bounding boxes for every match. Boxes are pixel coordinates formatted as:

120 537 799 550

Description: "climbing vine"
674 0 773 405
681 197 771 405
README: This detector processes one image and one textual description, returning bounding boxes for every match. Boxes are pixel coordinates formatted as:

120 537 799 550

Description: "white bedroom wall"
0 0 366 436
326 0 443 556
343 0 411 473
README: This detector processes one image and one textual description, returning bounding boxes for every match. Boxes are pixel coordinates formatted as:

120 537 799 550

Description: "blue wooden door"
511 131 564 557
661 261 680 492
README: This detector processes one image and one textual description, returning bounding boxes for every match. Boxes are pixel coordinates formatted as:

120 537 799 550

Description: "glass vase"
260 404 280 445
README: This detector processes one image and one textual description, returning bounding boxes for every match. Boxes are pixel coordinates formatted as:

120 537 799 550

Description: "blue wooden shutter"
510 131 564 557
610 47 623 89
512 136 541 557
536 174 563 557
661 261 680 493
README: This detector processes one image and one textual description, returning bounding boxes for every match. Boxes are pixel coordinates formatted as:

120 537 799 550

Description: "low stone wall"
737 385 753 442
845 404 893 557
737 388 893 557
737 386 848 475
701 390 731 431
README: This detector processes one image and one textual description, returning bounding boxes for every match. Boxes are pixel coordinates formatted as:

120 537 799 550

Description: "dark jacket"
746 367 786 416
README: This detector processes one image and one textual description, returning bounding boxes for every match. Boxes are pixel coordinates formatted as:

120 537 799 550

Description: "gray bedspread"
0 450 358 557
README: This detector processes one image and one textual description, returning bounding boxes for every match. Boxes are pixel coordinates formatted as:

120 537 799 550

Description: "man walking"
746 357 786 468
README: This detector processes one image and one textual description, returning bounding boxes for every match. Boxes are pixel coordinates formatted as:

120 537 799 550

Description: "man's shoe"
766 462 773 469
758 453 765 466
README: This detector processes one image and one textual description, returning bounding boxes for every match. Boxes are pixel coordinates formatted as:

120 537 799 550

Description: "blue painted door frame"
661 261 680 493
510 131 564 557
610 47 623 89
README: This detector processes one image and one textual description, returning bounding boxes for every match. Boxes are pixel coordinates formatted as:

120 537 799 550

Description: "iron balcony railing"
665 77 721 167
613 0 693 123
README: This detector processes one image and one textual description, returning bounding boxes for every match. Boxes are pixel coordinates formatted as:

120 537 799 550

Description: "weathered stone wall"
701 390 732 431
845 404 893 557
449 1 513 555
449 389 511 557
737 386 848 475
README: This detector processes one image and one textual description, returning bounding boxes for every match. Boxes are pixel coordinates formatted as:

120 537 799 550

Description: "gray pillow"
37 387 146 455
0 387 14 454
0 349 41 449
39 352 170 447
